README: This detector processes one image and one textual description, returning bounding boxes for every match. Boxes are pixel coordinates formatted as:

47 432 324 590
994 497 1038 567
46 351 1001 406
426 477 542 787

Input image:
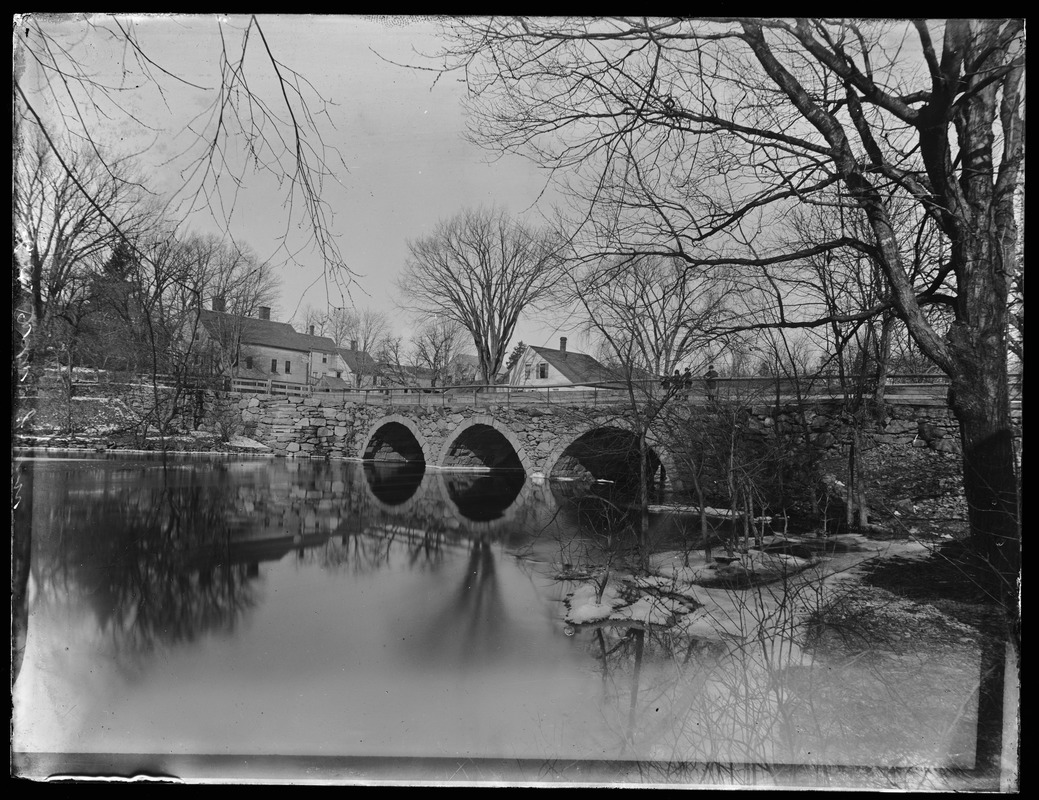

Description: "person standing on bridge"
704 364 719 402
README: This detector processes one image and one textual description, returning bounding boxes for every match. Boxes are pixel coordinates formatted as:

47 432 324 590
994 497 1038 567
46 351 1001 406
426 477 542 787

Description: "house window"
538 363 549 379
245 356 253 369
285 360 291 374
321 354 327 363
271 359 278 373
524 364 532 380
336 371 342 378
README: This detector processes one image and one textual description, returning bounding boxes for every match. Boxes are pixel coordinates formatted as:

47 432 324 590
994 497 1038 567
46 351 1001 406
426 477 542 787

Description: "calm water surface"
12 452 991 785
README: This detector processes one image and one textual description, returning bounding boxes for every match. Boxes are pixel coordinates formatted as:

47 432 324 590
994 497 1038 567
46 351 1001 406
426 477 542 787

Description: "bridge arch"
434 415 533 474
360 414 430 464
542 424 682 494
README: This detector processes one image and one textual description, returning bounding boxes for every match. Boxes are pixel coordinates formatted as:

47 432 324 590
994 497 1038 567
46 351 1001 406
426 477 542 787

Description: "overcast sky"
19 13 588 351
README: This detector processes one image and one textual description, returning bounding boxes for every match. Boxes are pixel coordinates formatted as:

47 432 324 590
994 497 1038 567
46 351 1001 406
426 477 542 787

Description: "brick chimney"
258 306 271 321
309 325 315 336
212 296 225 312
560 337 567 356
350 340 357 351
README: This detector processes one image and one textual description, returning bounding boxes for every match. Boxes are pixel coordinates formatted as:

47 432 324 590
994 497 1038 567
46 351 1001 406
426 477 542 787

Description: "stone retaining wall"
740 399 994 456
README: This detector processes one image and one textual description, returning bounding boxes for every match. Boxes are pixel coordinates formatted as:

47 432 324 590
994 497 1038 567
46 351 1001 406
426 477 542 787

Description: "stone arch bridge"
242 397 682 490
238 392 1010 492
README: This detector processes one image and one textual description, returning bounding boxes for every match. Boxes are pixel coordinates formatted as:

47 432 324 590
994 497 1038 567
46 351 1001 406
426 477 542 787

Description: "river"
11 452 994 787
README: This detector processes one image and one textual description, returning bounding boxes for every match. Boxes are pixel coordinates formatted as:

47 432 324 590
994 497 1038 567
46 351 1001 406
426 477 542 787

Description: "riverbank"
542 528 1013 787
13 429 272 456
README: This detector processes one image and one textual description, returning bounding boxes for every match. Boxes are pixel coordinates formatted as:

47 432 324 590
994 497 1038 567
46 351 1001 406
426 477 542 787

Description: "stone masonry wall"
238 395 615 470
239 394 1022 465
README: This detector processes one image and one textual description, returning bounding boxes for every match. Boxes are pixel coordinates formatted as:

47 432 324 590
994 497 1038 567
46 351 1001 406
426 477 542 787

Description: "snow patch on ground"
564 580 680 628
650 547 819 587
561 535 936 661
647 504 773 522
227 435 270 450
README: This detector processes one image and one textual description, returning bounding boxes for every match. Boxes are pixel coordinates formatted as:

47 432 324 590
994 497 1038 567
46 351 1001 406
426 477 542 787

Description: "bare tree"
374 335 412 388
398 206 565 386
577 254 733 379
432 18 1023 615
411 316 468 387
14 128 149 383
327 306 390 386
296 304 330 338
14 14 355 292
347 307 390 354
325 307 352 344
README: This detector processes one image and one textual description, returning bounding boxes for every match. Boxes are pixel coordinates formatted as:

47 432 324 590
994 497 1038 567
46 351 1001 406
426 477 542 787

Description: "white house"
507 338 627 390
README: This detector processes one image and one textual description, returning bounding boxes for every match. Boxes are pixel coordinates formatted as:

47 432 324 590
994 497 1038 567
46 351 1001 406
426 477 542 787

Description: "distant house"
335 342 379 388
447 352 481 385
191 299 338 386
507 338 640 390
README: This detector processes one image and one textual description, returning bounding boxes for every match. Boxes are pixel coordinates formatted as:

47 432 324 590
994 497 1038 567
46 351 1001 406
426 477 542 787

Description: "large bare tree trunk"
948 360 1020 641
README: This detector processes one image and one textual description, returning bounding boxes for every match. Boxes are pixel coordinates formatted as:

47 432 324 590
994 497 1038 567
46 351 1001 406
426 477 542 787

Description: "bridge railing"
214 371 1022 405
230 377 311 397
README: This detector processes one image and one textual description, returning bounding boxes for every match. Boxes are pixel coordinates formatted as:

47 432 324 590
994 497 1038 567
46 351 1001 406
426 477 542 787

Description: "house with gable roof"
312 340 381 391
336 341 380 387
507 337 646 390
191 299 338 386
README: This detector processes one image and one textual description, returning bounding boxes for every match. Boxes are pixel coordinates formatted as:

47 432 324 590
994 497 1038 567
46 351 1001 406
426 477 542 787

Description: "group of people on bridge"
662 364 720 402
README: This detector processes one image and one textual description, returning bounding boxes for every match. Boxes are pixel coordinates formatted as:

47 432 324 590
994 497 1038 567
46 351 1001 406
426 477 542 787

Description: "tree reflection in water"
25 459 263 670
414 538 511 667
307 525 449 576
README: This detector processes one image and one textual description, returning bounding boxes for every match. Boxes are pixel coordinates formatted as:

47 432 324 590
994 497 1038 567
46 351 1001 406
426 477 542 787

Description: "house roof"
198 309 337 353
314 375 351 391
336 347 377 373
527 345 653 386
